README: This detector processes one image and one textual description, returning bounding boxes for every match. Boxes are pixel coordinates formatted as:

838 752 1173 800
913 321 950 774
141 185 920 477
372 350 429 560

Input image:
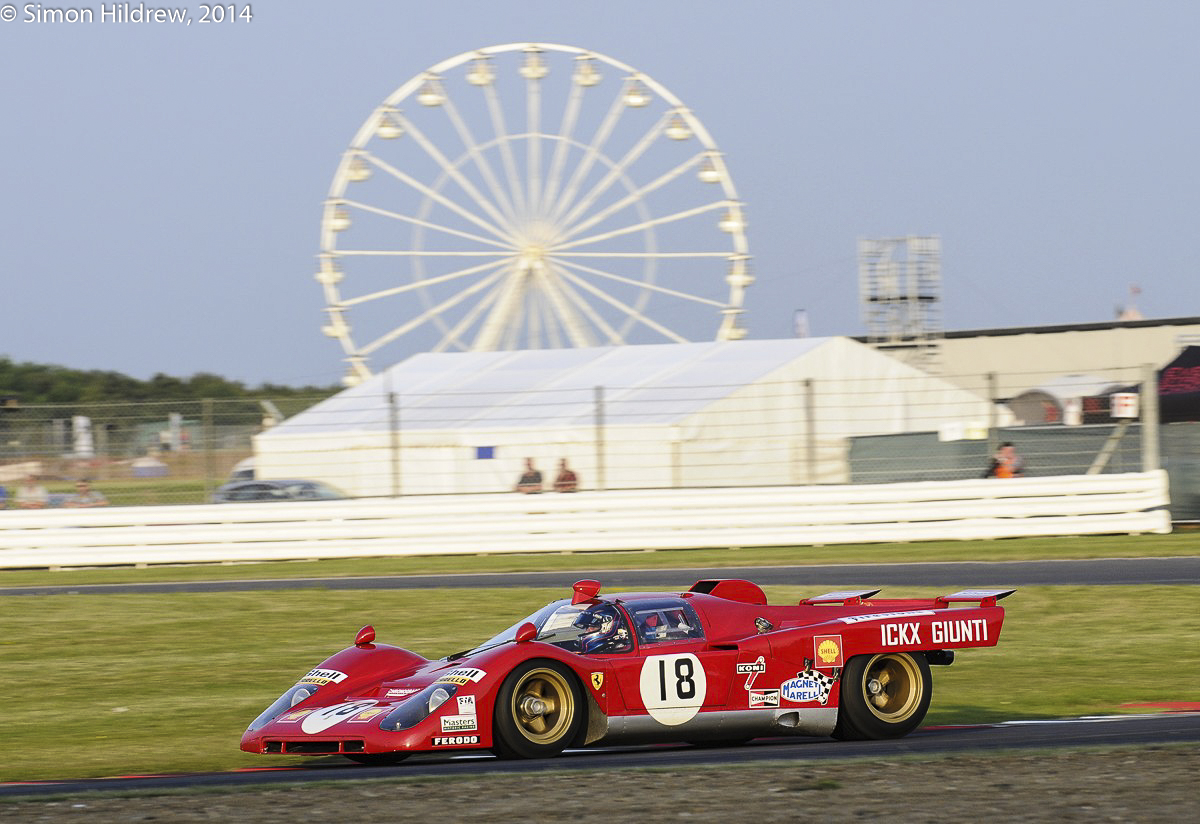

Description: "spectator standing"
64 480 108 508
515 458 543 493
984 442 1025 478
15 476 49 509
554 459 579 493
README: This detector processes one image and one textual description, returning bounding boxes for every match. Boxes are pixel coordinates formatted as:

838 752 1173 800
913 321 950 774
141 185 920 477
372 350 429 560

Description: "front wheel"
492 660 585 759
833 652 931 740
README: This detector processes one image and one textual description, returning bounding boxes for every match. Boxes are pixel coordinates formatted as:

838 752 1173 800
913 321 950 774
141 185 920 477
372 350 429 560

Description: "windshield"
451 599 633 657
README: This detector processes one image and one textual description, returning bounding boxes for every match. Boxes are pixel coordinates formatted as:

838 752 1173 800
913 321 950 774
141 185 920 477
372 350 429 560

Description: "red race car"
241 579 1013 764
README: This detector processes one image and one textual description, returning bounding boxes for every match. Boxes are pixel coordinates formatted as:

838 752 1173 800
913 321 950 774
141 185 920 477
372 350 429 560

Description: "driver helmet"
575 604 623 653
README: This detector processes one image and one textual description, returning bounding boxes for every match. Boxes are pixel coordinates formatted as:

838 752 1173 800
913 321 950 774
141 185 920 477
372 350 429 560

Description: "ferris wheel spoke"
441 97 520 224
550 257 727 308
432 276 508 353
336 249 517 257
537 289 565 349
339 257 515 307
540 81 586 217
483 83 528 217
554 267 689 343
392 113 519 237
532 264 595 347
473 266 528 350
545 81 631 224
359 266 509 355
545 262 625 345
365 153 519 245
552 251 731 258
556 153 706 243
527 73 542 217
552 201 731 252
557 109 672 230
340 198 516 251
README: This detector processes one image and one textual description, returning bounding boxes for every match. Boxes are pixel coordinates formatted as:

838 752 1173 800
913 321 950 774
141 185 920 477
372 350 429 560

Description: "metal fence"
0 365 1190 517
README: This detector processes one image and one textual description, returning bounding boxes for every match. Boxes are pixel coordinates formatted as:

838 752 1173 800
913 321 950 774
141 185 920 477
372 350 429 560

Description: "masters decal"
440 715 479 733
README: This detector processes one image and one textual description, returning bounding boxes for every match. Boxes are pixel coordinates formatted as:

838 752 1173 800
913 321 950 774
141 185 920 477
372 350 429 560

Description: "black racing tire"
832 652 932 741
492 660 585 759
344 752 410 766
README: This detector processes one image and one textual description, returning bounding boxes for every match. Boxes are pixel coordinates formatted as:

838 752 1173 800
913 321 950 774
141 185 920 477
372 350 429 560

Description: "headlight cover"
380 682 459 731
246 683 318 732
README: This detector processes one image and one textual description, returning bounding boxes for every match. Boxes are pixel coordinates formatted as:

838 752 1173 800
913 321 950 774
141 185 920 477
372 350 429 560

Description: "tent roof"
269 339 837 434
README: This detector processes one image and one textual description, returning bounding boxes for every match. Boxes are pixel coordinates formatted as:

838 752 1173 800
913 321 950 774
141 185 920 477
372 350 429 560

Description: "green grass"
4 584 1198 782
3 532 1198 588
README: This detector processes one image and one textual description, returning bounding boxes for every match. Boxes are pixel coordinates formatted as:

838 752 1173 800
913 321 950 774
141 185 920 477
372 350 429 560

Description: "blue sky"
1 1 1196 386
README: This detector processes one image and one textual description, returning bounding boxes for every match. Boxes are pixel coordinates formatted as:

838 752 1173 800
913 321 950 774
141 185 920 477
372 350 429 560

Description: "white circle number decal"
300 701 377 734
638 654 706 726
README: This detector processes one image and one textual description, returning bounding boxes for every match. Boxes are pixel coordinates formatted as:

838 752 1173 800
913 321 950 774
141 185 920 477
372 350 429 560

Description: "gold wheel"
861 653 922 724
510 667 576 745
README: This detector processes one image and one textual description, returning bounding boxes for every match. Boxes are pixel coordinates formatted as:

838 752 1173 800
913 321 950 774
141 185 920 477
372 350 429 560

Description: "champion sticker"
748 689 780 708
299 668 349 686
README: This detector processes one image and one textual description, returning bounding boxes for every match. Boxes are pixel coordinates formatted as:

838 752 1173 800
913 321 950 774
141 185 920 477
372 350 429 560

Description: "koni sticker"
736 656 767 690
814 635 843 667
437 667 487 685
780 670 837 706
299 668 349 686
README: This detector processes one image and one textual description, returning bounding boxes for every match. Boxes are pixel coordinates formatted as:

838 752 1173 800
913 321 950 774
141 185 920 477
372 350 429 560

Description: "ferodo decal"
748 689 780 708
437 667 487 685
780 669 838 705
432 735 480 746
736 656 766 690
590 672 604 691
300 701 378 734
299 668 349 686
440 715 479 733
814 635 843 667
639 653 706 726
839 610 935 625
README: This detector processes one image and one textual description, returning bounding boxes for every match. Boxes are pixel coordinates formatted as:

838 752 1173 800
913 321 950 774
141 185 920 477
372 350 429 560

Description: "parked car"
211 479 347 503
240 578 1013 764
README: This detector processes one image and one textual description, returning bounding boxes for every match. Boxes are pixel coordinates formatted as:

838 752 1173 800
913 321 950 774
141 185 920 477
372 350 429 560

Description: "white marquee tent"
255 338 999 495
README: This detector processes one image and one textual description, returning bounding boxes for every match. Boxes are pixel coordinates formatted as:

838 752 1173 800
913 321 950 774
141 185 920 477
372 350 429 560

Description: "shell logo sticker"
815 635 843 667
590 672 604 691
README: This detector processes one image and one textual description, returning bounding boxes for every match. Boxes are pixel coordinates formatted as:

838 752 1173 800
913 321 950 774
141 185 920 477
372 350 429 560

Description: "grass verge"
4 584 1198 782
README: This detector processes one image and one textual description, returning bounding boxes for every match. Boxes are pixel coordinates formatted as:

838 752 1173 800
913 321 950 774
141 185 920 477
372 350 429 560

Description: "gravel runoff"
5 746 1195 823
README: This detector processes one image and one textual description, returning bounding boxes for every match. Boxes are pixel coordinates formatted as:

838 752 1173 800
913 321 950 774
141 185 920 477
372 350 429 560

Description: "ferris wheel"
316 43 752 385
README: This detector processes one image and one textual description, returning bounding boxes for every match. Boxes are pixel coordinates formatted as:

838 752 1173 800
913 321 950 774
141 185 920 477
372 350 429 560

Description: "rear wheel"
833 652 931 740
345 752 410 766
493 660 585 759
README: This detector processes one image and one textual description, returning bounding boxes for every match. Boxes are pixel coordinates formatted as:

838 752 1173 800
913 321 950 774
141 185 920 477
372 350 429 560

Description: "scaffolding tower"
858 236 943 371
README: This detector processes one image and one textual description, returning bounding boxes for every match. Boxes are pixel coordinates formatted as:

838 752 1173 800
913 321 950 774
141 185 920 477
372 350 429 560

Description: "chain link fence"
1 366 1193 518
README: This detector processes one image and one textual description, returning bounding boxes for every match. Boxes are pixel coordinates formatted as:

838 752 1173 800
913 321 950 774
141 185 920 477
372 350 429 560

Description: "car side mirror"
514 622 538 643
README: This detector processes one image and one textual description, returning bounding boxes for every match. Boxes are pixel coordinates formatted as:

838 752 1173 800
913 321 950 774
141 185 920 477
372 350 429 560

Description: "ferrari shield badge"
590 672 604 691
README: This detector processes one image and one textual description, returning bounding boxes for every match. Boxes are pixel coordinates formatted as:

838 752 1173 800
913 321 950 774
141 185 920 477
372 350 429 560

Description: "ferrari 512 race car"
241 579 1014 764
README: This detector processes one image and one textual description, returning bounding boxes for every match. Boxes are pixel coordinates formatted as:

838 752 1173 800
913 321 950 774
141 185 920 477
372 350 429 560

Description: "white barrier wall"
0 471 1172 569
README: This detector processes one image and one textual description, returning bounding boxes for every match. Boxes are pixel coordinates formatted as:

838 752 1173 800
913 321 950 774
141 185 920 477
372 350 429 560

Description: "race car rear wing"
936 588 1017 607
800 589 882 606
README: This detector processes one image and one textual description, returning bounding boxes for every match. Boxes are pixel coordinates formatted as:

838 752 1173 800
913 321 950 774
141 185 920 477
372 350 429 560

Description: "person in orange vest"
984 442 1024 478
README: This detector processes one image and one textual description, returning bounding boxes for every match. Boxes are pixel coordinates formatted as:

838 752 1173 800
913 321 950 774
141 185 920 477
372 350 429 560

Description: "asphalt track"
4 556 1198 596
3 714 1198 798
